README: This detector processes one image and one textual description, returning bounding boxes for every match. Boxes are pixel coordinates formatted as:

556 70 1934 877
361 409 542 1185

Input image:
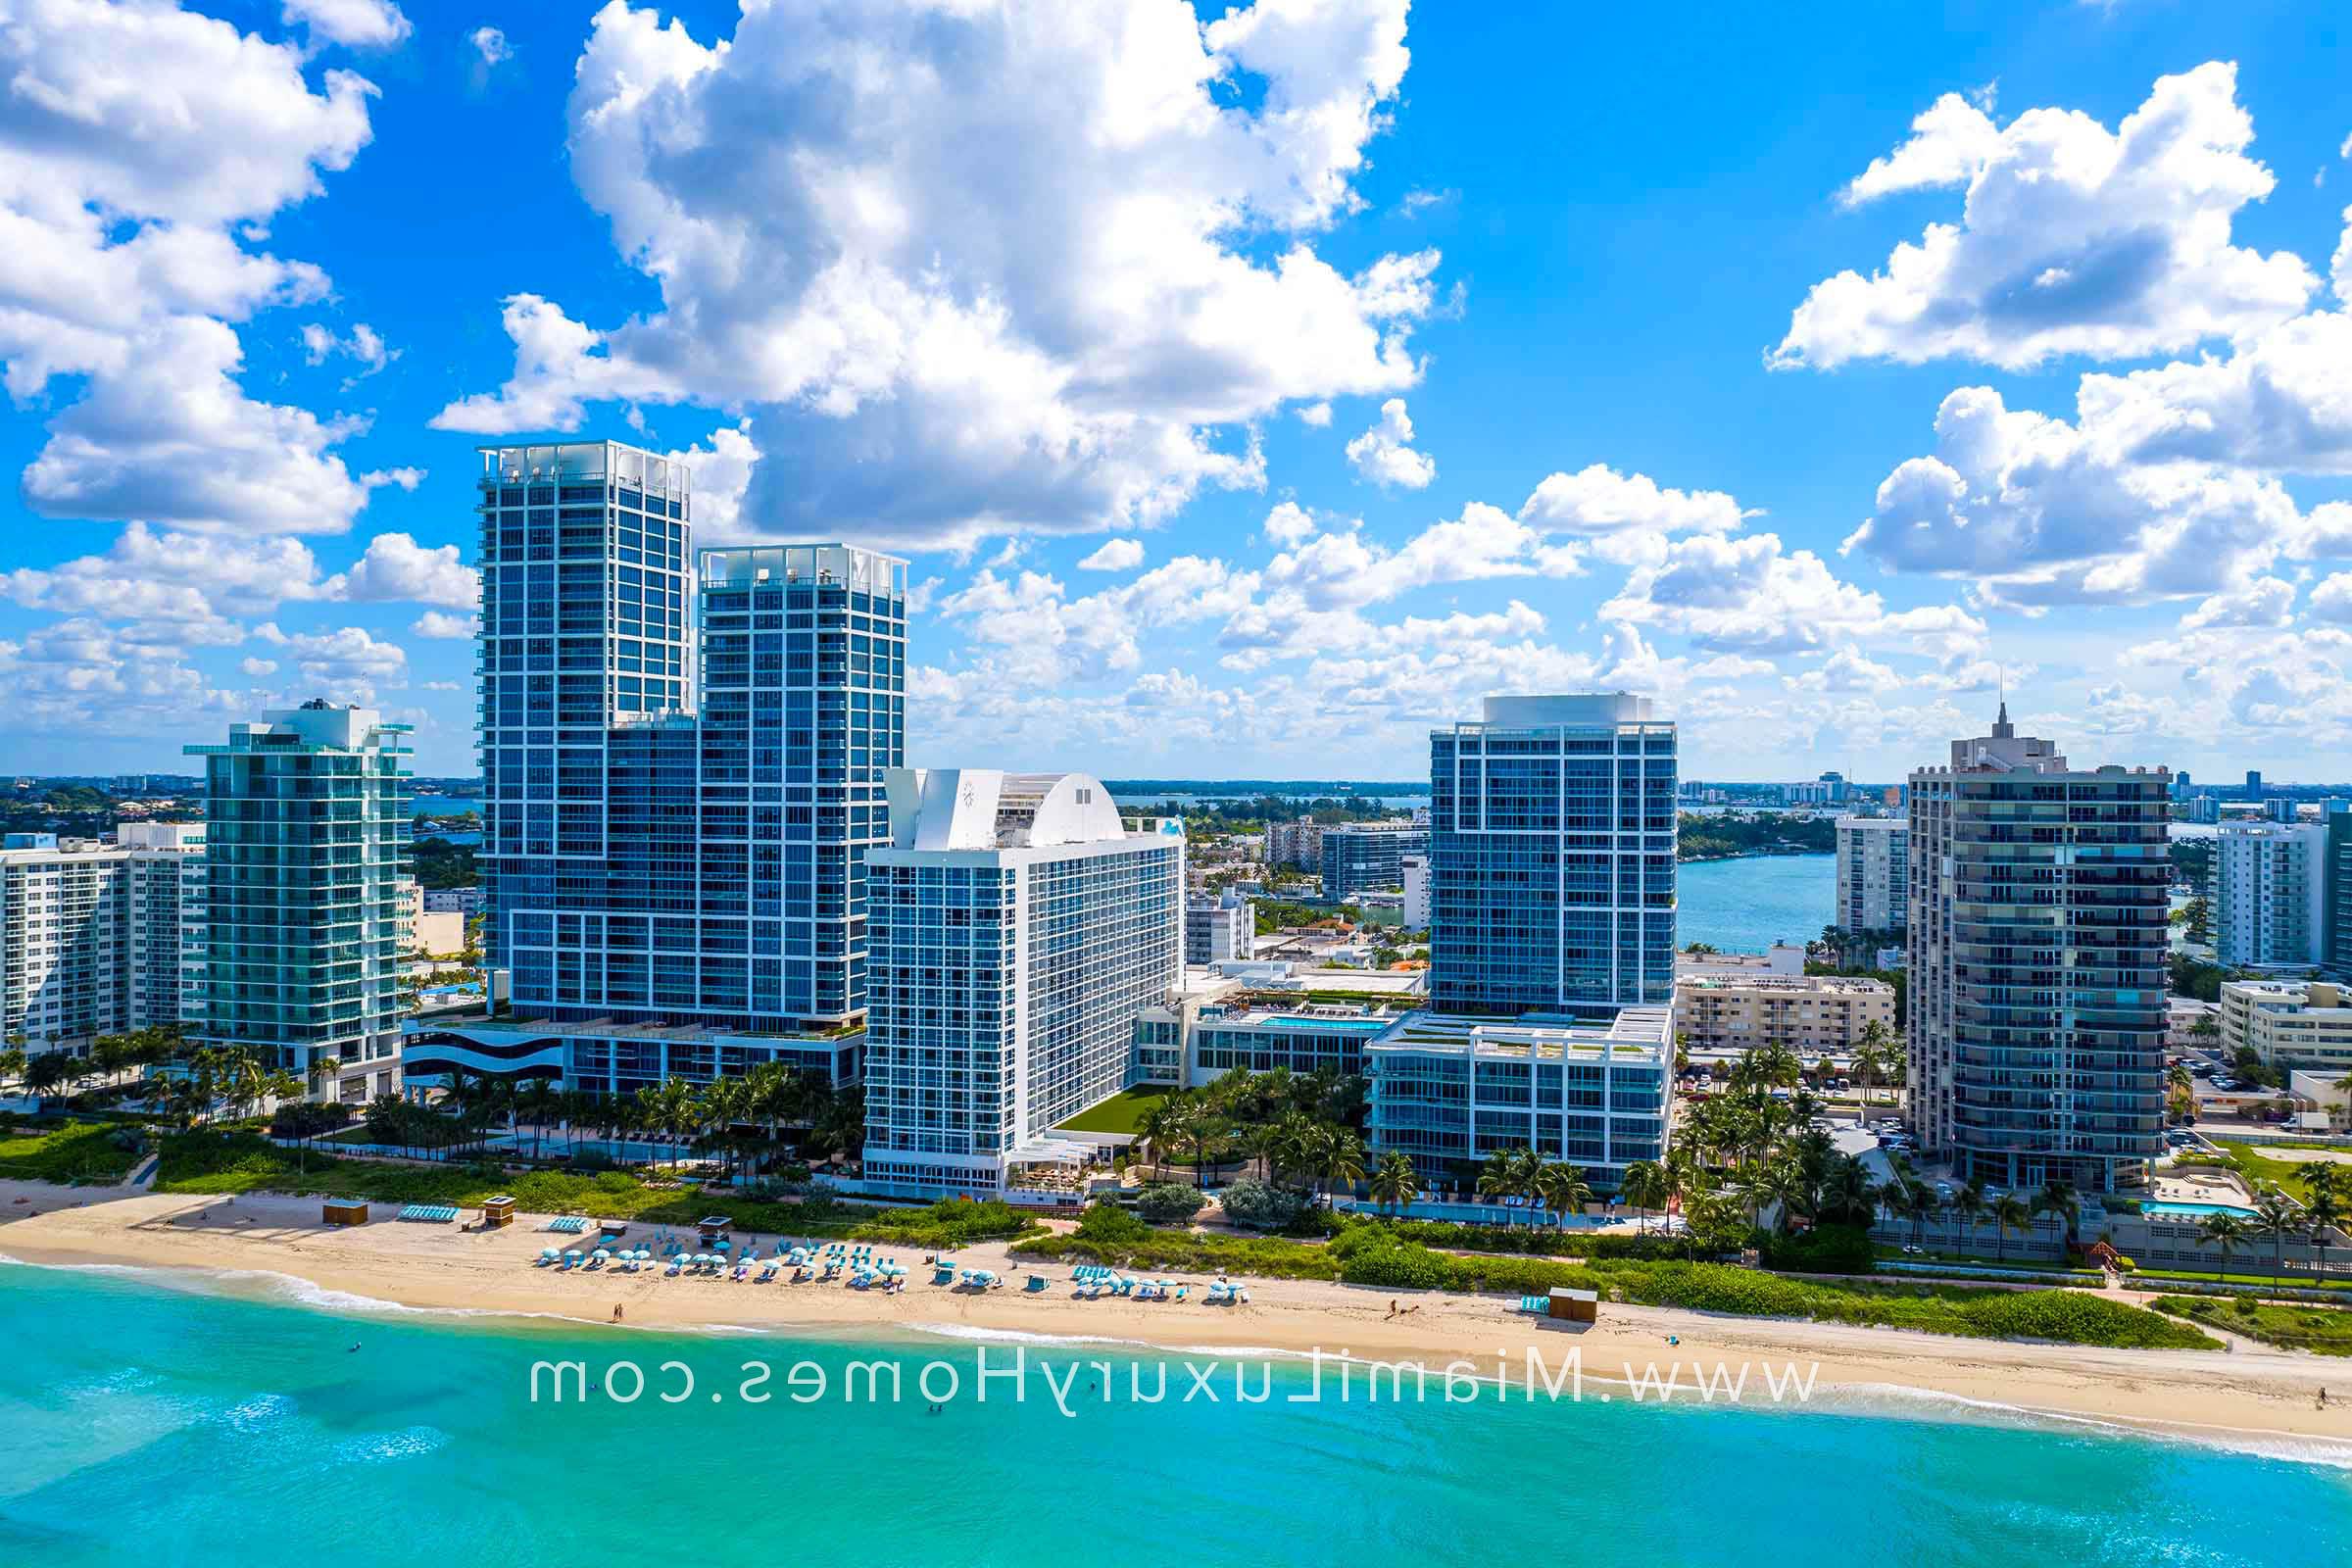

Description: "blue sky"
3 0 2349 784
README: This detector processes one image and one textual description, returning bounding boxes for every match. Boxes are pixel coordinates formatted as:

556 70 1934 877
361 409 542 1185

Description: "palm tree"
0 1046 26 1087
1314 1127 1366 1208
1990 1195 2031 1263
1367 1151 1421 1214
1897 1176 1937 1250
2251 1186 2305 1287
1618 1159 1670 1233
2031 1179 2081 1249
1476 1147 1541 1220
1947 1180 1986 1253
2198 1211 2251 1281
1817 1154 1880 1231
2302 1164 2342 1279
1138 1095 1190 1182
1851 1018 1893 1112
1532 1160 1595 1223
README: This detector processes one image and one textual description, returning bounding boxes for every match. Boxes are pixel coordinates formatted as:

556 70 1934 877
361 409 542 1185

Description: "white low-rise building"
2220 978 2352 1076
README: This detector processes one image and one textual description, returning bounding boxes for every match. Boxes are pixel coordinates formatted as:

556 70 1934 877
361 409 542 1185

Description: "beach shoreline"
5 1179 2351 1456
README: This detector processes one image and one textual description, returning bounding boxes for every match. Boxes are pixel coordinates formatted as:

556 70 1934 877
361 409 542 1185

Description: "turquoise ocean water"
1 1263 2345 1566
1678 854 1835 952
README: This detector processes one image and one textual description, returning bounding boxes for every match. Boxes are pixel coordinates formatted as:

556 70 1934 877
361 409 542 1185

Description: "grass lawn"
2210 1140 2330 1201
0 1122 144 1186
1054 1085 1173 1136
2155 1295 2352 1355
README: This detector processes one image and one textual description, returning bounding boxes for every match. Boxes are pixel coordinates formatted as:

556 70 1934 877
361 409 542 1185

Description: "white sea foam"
904 1321 1297 1359
1809 1380 2352 1469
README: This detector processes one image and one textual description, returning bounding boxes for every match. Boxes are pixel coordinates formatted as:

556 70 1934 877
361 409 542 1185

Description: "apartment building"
1428 694 1676 1020
0 822 206 1050
1672 972 1895 1055
2220 978 2352 1076
858 769 1186 1199
1906 703 2169 1192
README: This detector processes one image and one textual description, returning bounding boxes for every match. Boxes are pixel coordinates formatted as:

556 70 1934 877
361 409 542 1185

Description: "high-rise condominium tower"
1427 694 1676 1019
859 769 1185 1198
1833 815 1908 934
1906 703 2169 1192
0 822 207 1052
407 442 904 1097
2213 820 2328 970
186 703 411 1102
697 546 906 1023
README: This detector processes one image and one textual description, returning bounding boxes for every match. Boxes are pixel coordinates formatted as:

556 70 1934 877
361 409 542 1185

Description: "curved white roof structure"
887 767 1133 851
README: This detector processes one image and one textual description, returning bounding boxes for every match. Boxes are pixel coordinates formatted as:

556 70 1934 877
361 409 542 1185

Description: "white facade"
1400 852 1430 930
2221 978 2352 1076
2214 821 2328 970
1832 816 1907 933
1185 891 1254 964
859 769 1186 1198
0 824 206 1050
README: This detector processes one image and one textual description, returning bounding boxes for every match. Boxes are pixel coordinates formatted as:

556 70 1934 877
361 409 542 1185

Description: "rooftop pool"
2142 1200 2260 1220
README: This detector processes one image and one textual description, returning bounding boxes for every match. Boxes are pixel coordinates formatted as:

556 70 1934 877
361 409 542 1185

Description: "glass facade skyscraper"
186 703 411 1103
1428 694 1677 1019
1907 708 2170 1192
407 443 902 1097
698 546 906 1023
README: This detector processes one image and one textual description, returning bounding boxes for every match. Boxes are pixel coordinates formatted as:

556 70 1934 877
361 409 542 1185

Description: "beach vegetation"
1015 1219 2216 1349
0 1120 144 1185
2153 1295 2352 1356
149 1132 1043 1248
1133 1183 1206 1224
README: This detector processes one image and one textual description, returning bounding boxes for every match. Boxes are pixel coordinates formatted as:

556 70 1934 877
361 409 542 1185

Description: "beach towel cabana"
321 1199 368 1227
480 1196 515 1229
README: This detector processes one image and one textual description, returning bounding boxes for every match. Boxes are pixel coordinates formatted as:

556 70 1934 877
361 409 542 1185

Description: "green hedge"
151 1133 1041 1248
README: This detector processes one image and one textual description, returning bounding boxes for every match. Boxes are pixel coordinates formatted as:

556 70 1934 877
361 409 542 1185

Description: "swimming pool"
2142 1200 2260 1220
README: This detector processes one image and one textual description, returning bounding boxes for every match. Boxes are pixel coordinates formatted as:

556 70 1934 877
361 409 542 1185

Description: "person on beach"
612 1304 624 1322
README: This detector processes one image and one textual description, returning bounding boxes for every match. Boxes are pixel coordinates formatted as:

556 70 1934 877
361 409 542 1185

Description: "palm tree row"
1137 1065 1369 1200
413 1066 866 1184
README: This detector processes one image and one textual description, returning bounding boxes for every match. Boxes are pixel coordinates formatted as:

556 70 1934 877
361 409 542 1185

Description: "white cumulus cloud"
434 0 1438 550
1345 397 1437 489
1775 64 2315 369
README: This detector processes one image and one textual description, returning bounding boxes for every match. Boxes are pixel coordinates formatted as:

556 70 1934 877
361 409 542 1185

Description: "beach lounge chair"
664 1257 683 1277
1025 1274 1049 1293
1516 1295 1547 1314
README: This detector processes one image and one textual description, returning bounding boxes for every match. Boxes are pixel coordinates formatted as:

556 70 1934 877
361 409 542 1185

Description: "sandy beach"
4 1179 2350 1453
